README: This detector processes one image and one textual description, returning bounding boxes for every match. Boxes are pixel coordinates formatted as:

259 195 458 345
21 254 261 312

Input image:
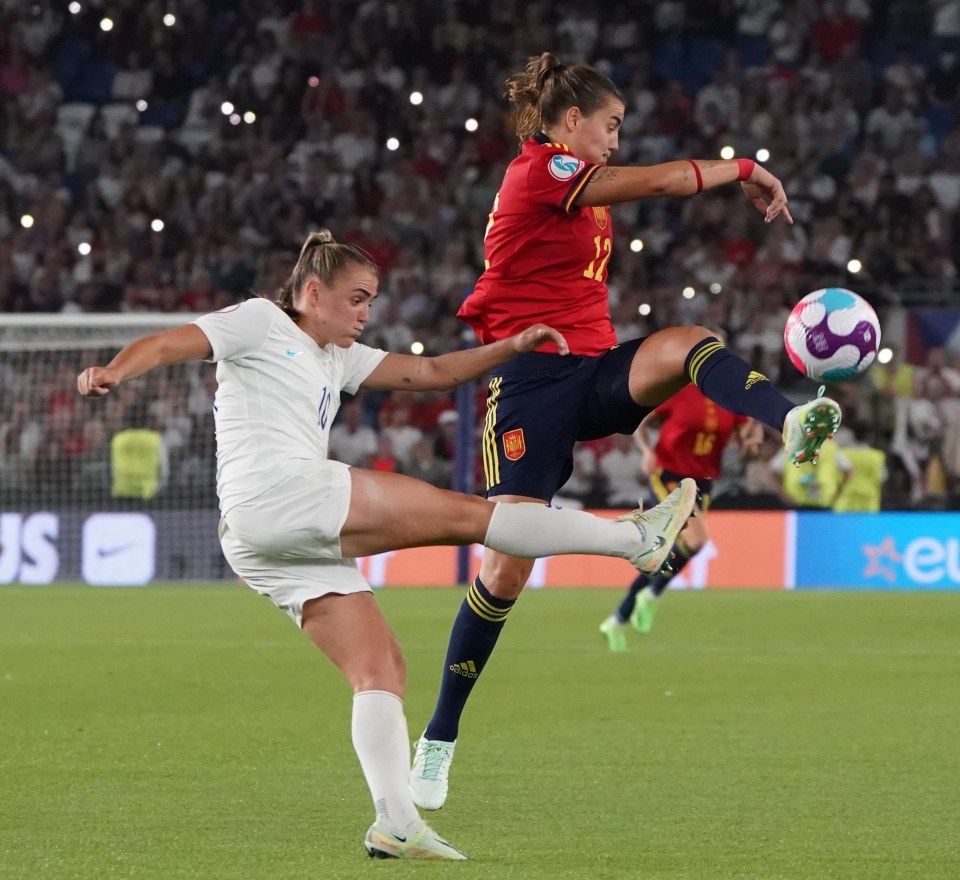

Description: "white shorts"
219 459 371 626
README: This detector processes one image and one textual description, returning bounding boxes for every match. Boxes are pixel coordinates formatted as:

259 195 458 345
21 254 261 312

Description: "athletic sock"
616 573 649 622
648 537 696 597
685 337 793 432
352 690 422 831
424 577 514 743
483 501 659 562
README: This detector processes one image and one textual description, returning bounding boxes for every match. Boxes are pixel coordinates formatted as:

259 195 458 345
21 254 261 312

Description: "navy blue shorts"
480 338 652 501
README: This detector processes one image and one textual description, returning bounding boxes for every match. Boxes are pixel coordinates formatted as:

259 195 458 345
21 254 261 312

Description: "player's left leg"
301 592 467 859
340 469 695 811
626 326 841 465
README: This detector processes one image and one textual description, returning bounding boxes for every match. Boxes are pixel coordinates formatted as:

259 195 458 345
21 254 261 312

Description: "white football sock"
484 502 646 561
351 690 422 832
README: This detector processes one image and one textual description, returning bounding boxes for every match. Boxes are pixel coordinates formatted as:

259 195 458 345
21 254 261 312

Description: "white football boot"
364 819 467 860
409 736 456 811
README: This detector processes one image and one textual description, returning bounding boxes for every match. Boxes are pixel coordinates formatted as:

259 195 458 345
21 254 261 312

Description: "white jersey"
193 297 387 514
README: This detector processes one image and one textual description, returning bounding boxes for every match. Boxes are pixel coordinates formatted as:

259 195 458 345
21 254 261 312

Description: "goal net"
0 314 229 585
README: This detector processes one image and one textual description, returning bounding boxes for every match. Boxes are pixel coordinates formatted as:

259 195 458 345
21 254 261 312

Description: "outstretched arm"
77 324 213 396
736 419 765 458
360 324 569 392
577 159 792 224
634 410 662 475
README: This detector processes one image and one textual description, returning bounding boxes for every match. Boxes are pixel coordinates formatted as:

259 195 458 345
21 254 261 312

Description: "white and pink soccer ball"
784 288 881 382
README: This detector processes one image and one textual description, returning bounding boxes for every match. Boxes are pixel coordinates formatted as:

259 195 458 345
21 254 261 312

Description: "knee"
681 325 716 350
645 325 717 374
479 556 533 600
349 641 407 695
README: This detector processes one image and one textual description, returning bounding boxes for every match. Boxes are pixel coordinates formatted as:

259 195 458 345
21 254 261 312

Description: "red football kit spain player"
412 53 838 807
648 382 750 503
458 134 651 500
459 135 617 357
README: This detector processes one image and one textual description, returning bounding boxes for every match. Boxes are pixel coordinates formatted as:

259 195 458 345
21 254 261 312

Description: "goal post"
0 313 229 585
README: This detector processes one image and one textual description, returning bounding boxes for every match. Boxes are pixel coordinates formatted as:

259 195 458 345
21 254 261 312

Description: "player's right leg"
624 327 842 465
339 470 694 569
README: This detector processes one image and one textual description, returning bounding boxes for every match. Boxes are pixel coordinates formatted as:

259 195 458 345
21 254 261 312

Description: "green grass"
1 586 959 880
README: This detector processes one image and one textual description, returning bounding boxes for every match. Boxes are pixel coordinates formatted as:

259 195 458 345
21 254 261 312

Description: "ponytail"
275 230 378 318
505 52 622 143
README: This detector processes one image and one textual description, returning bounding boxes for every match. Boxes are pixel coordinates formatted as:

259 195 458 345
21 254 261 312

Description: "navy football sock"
616 573 649 622
685 337 793 432
423 578 515 743
648 539 695 597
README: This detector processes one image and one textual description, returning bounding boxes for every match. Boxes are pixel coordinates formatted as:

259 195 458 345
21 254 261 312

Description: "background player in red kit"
410 52 842 811
599 383 764 652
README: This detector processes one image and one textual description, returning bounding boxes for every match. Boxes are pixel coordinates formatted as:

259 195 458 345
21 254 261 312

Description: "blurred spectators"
109 401 168 501
597 433 646 508
555 442 601 509
401 437 452 489
329 397 378 467
3 1 960 509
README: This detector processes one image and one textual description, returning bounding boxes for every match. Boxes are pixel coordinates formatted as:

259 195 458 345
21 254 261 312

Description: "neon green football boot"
630 592 658 634
783 389 842 466
599 615 629 652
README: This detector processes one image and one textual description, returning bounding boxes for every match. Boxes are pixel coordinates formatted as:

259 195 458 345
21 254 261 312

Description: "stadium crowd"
2 0 960 510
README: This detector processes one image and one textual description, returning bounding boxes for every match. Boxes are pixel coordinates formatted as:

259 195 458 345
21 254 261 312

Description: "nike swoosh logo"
387 833 407 842
632 527 665 558
285 349 302 357
97 543 135 558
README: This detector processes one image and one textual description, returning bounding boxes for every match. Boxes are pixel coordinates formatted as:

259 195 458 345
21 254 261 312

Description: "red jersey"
457 134 617 355
653 384 748 479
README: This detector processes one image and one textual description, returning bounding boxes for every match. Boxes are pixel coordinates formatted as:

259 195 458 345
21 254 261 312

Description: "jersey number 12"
583 235 612 282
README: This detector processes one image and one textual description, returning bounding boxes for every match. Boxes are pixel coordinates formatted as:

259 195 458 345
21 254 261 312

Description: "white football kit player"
193 297 387 624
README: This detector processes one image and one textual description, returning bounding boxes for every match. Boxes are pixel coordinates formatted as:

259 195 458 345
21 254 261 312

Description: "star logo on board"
862 536 902 583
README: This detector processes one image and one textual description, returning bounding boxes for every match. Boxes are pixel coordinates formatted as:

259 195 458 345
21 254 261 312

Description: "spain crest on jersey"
502 428 526 461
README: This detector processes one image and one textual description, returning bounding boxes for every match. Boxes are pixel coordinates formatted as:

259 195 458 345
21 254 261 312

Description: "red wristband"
736 158 756 181
686 159 703 193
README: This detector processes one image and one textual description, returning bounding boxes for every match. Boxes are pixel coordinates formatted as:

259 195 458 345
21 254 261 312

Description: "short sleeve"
525 146 600 213
193 298 275 362
337 342 389 394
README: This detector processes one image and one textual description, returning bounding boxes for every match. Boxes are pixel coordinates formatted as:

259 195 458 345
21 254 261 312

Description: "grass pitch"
1 585 958 880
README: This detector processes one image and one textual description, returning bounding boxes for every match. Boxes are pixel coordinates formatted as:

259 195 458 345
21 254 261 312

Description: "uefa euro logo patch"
548 154 583 181
503 428 526 461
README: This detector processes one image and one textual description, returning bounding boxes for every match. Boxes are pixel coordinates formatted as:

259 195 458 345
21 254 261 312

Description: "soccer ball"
784 288 880 381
